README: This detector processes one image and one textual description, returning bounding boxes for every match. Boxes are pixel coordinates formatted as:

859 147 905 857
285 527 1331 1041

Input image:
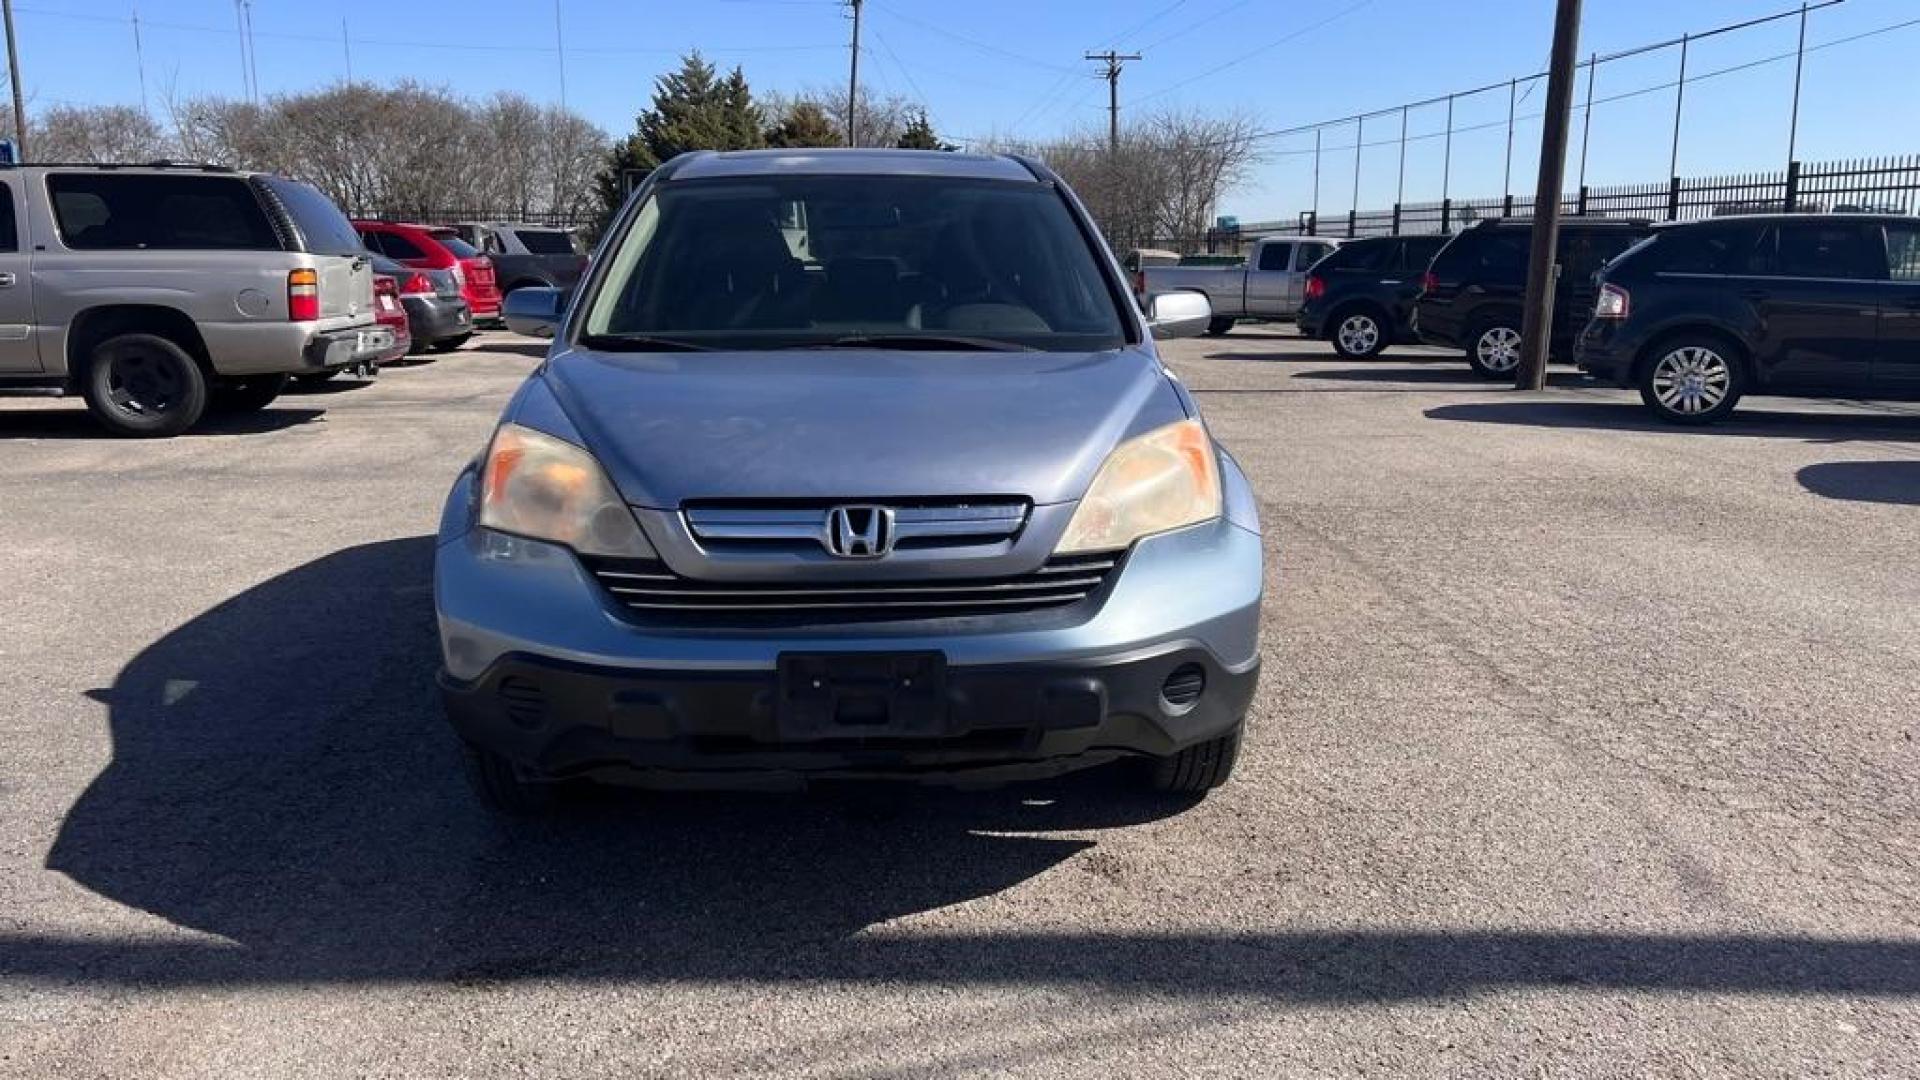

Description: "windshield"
583 175 1127 351
431 230 483 259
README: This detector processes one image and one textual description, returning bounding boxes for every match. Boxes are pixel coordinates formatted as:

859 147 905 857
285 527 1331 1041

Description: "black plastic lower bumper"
402 296 474 344
441 645 1258 789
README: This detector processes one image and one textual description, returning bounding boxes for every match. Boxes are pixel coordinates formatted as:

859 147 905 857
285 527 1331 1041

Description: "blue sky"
10 0 1920 220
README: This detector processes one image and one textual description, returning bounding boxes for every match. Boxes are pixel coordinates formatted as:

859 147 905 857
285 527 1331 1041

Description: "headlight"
479 423 654 557
1055 418 1221 554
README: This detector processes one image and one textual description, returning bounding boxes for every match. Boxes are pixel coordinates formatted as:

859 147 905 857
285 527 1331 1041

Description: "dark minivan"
1415 217 1655 378
1298 234 1450 358
1577 214 1920 423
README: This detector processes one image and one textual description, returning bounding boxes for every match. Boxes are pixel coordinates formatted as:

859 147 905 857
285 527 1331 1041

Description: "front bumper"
1574 323 1633 384
434 475 1265 786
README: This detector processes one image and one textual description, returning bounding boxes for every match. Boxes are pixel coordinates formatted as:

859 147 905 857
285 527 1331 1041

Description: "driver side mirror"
1145 290 1212 340
502 286 566 339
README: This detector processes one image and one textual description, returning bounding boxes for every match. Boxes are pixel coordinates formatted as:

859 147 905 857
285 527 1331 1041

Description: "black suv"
1298 234 1450 358
1415 217 1655 378
1577 214 1920 423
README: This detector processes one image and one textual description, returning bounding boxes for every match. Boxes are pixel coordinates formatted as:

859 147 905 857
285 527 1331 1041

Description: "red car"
353 220 502 321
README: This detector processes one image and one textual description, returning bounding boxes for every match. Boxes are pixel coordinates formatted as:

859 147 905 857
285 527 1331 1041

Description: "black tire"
461 742 557 816
1464 317 1524 380
1637 333 1746 424
210 373 289 413
1329 305 1389 359
1204 316 1236 337
80 332 208 438
429 332 474 354
296 369 341 386
1144 725 1243 794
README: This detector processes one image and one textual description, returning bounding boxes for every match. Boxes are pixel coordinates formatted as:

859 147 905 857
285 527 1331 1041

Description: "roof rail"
0 160 236 172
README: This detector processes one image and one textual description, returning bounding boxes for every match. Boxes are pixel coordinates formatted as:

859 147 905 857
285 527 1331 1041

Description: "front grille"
581 552 1120 622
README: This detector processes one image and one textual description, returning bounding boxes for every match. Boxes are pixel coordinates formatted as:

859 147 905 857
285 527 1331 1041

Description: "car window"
584 174 1127 352
255 176 364 256
1888 225 1920 282
1257 243 1291 272
1643 226 1761 274
376 230 429 260
1473 231 1529 278
1774 222 1885 280
1293 243 1331 271
0 180 15 252
48 174 280 251
1396 236 1447 272
431 230 482 259
1561 231 1643 279
515 229 578 255
1321 240 1390 273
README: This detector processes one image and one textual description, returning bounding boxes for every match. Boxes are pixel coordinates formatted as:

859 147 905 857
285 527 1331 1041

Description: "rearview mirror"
1145 290 1212 341
502 286 565 339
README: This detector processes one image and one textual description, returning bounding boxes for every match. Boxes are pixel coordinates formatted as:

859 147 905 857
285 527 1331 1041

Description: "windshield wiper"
809 334 1037 352
579 333 712 352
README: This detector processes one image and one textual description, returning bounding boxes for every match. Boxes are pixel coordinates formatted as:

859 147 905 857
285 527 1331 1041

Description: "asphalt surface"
2 330 1916 1077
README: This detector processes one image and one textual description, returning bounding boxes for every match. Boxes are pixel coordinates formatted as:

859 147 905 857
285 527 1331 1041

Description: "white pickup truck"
1139 236 1341 335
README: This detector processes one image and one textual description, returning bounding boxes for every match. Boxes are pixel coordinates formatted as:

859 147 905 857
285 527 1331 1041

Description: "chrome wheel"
1650 346 1732 416
1336 314 1381 356
1474 326 1522 373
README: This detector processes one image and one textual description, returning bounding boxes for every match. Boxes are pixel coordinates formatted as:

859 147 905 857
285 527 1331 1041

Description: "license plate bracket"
777 652 949 739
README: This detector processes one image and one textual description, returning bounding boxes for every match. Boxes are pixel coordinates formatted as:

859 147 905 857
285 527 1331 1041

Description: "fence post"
1347 209 1356 238
1441 198 1452 233
1578 185 1589 215
1784 159 1801 212
1307 211 1318 237
1666 176 1681 221
1392 202 1402 235
1502 194 1514 219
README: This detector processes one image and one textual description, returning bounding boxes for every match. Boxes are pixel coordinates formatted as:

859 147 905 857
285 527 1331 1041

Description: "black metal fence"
349 208 597 230
1203 154 1920 254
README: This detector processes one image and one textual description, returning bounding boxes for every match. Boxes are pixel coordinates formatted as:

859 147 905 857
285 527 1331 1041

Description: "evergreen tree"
593 53 765 231
895 110 954 152
765 101 842 149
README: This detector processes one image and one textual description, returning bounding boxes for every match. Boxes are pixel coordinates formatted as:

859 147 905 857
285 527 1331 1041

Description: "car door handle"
0 273 15 288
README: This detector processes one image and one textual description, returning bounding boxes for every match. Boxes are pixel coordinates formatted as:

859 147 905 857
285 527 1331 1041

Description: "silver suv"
437 149 1263 811
0 164 392 436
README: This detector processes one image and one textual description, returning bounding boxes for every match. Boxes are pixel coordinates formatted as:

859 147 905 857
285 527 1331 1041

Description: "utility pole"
1786 2 1808 167
845 0 863 147
553 0 567 109
1 0 21 159
342 17 352 83
1515 0 1583 391
1085 50 1140 153
133 4 149 117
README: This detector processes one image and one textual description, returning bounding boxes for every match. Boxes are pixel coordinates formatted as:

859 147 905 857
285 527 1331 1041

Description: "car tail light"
1304 274 1326 302
1419 271 1439 295
399 272 435 297
288 268 320 321
1595 282 1630 319
374 274 398 298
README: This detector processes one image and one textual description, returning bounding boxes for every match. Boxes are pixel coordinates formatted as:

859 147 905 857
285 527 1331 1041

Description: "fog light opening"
1160 663 1206 712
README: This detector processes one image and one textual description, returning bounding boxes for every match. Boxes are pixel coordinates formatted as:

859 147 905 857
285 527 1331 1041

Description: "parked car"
450 221 589 294
1577 213 1920 423
438 148 1263 812
352 220 499 328
1139 235 1342 335
368 253 472 354
0 163 390 436
1297 234 1451 358
1121 247 1180 274
1415 217 1655 378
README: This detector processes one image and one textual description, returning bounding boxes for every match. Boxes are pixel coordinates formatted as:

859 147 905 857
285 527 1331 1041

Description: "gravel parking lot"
2 330 1916 1077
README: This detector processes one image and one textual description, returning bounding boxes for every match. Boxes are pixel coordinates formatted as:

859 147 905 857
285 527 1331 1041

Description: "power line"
1131 0 1377 104
871 5 1078 74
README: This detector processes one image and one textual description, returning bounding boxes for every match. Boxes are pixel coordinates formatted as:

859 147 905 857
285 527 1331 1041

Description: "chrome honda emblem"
824 505 894 558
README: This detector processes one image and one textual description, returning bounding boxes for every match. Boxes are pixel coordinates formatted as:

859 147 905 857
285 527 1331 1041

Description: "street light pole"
1515 0 1583 391
846 0 863 147
2 0 23 158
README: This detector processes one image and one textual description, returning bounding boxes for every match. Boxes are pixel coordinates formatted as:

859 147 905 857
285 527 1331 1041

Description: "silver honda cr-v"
435 149 1263 812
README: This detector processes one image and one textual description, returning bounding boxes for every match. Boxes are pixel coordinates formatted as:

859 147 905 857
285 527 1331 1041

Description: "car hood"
538 346 1185 508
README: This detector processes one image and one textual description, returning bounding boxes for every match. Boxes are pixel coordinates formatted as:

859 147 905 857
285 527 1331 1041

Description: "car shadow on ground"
480 339 553 359
12 536 1920 1001
1797 461 1920 505
0 405 328 439
1425 400 1920 442
1296 367 1591 389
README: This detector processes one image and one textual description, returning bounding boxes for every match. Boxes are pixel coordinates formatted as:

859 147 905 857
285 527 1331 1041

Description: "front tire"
210 373 289 413
1466 319 1523 380
1330 308 1388 359
81 332 208 438
1144 725 1242 794
429 332 473 354
1204 316 1235 337
1638 336 1744 424
461 742 557 816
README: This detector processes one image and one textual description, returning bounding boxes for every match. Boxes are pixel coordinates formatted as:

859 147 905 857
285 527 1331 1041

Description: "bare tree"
23 104 170 163
767 86 916 148
1146 108 1264 251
